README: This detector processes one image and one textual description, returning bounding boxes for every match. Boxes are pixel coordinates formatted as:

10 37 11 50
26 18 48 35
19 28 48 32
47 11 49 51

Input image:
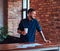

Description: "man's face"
31 11 36 18
28 11 36 18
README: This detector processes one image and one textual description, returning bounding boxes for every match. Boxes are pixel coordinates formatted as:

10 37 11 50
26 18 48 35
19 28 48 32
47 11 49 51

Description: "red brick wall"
30 0 60 43
8 0 22 37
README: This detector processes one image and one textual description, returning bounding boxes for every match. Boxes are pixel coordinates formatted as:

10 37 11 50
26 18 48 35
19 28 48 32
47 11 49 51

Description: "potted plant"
0 26 8 43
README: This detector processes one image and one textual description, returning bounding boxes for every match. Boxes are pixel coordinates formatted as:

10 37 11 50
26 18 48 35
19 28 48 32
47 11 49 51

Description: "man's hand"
17 30 27 35
21 31 27 35
44 40 51 43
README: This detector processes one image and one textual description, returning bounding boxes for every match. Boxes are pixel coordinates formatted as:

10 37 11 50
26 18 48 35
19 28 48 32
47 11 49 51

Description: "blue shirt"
18 18 42 42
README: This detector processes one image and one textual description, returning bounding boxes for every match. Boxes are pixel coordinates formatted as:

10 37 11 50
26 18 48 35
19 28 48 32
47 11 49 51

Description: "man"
17 8 51 43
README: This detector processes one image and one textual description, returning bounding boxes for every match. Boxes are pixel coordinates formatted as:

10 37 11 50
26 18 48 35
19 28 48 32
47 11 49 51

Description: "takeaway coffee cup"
24 28 28 34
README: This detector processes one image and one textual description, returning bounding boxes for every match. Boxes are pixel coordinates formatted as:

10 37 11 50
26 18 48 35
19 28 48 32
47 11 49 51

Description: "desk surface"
0 42 59 51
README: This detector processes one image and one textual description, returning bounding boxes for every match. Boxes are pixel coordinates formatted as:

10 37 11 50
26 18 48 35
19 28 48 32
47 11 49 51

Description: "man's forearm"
17 30 22 34
17 30 27 35
40 31 51 43
40 31 46 41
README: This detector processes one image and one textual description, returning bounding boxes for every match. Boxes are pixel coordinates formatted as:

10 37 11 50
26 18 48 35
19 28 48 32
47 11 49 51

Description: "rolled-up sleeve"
36 20 42 32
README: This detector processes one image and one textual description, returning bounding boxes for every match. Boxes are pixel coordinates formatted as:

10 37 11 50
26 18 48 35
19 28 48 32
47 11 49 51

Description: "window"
22 0 30 19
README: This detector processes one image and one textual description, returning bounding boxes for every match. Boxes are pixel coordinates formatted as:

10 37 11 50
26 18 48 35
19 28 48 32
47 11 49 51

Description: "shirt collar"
26 17 33 21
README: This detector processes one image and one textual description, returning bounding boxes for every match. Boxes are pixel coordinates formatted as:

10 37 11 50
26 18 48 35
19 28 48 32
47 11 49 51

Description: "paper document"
17 43 43 48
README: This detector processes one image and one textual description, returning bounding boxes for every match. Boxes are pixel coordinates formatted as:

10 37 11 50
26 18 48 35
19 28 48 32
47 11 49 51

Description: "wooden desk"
0 43 59 51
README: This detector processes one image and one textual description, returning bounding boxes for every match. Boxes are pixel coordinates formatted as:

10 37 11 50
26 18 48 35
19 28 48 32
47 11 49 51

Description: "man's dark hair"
27 8 35 14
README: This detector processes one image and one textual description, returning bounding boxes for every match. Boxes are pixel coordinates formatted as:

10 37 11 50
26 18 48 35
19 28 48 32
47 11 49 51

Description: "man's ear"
27 14 29 16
